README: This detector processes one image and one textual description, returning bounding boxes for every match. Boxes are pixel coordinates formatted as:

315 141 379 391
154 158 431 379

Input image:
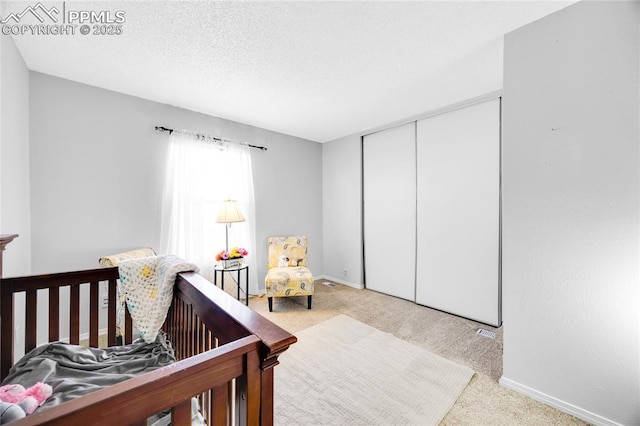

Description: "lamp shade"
216 200 245 224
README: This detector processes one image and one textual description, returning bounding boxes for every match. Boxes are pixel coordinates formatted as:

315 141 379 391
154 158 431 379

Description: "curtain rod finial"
155 126 173 134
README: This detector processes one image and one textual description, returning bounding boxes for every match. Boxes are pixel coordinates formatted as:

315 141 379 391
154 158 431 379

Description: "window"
159 130 256 288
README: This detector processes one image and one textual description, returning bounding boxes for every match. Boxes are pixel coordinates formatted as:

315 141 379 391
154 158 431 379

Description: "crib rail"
0 267 120 380
13 335 262 425
168 272 298 425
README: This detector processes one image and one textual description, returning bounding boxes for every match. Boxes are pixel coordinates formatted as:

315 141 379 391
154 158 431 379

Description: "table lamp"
216 200 245 252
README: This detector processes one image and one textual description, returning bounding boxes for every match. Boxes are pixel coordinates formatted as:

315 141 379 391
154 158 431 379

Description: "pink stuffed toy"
0 383 52 415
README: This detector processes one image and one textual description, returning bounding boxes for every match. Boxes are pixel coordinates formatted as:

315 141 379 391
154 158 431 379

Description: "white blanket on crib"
118 255 198 343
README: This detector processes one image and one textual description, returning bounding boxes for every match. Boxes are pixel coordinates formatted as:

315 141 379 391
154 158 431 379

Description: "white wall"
0 35 31 277
501 2 640 425
29 72 323 289
322 135 363 287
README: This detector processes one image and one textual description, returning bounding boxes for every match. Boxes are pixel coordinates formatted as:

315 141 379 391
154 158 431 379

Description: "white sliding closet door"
363 123 416 301
416 99 500 326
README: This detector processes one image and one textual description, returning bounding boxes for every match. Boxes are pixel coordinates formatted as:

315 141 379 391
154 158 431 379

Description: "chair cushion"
265 267 314 297
267 236 308 269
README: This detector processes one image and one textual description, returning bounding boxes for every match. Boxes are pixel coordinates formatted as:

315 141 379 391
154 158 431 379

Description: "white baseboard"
316 275 364 289
499 376 623 426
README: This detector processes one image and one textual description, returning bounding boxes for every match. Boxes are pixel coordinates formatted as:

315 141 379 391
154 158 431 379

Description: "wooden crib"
0 263 296 425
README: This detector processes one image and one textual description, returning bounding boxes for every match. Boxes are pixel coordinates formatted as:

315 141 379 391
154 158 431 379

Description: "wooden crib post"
0 234 18 381
0 234 19 278
0 278 14 380
259 358 278 425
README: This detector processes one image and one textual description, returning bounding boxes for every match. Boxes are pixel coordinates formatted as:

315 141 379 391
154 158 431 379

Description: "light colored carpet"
275 314 473 426
244 280 587 425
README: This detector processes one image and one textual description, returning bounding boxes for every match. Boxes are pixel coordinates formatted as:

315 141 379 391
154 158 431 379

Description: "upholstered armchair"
265 236 314 312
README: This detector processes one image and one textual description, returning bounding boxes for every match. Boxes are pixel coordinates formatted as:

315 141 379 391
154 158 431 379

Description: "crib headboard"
0 267 120 379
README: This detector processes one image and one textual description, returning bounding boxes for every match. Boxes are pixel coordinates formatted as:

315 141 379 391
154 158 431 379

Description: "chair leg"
268 297 273 312
307 295 312 309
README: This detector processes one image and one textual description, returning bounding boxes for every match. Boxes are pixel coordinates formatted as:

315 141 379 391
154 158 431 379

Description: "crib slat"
189 304 195 357
107 277 117 347
183 303 188 358
125 308 133 344
211 384 228 426
89 281 99 347
180 303 187 359
49 287 60 341
182 300 188 359
70 284 80 345
173 299 179 358
174 299 181 359
172 399 192 425
208 389 214 426
194 312 199 355
189 306 194 357
179 299 185 359
182 303 188 358
187 303 192 356
197 315 203 354
25 289 37 351
204 322 211 351
185 302 189 354
166 302 174 341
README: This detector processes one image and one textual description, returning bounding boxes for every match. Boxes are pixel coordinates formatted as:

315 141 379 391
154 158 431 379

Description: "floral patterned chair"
265 236 314 312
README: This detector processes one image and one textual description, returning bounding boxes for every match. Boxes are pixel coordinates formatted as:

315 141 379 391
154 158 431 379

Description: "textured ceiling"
7 1 576 142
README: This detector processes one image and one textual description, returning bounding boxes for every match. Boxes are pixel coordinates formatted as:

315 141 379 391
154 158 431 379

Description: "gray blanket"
2 334 176 410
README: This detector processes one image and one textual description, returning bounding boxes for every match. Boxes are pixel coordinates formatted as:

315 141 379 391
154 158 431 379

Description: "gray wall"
322 134 362 287
501 2 640 424
29 72 323 288
0 35 31 277
251 124 323 284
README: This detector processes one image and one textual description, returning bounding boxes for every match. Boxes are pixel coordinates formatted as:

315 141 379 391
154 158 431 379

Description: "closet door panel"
416 99 500 325
363 123 416 301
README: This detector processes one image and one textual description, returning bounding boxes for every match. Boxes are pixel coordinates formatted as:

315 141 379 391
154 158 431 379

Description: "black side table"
213 264 249 305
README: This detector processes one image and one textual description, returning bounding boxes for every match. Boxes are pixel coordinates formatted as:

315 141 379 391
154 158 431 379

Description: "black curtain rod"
154 126 267 151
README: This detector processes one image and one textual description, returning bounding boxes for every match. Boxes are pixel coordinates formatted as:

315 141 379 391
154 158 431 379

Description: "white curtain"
159 130 258 293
